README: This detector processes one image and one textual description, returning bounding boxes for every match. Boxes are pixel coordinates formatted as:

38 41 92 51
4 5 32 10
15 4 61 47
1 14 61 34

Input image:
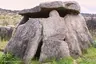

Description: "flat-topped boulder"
19 1 80 18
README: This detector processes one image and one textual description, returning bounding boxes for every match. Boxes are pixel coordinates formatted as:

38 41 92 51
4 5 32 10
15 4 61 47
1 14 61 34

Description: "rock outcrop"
4 1 93 64
0 25 14 40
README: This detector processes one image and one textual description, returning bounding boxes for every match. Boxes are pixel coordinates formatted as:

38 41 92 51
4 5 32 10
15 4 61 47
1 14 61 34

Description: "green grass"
0 40 96 64
38 57 73 64
0 39 73 64
77 47 96 64
31 60 40 64
0 54 73 64
0 53 23 64
54 57 73 64
0 52 3 57
0 47 96 64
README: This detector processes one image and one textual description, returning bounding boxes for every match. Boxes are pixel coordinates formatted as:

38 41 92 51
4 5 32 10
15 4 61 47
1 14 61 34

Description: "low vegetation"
0 52 73 64
76 47 96 64
0 39 96 64
0 14 22 26
0 52 22 64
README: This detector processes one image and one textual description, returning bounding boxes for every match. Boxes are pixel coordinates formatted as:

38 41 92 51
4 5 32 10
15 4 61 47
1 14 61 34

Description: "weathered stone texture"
4 19 42 64
19 1 80 18
4 1 93 64
64 14 92 58
39 10 70 61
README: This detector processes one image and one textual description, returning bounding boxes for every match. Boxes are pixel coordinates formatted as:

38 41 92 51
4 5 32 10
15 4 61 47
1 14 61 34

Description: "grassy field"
0 52 3 57
0 40 96 64
76 47 96 64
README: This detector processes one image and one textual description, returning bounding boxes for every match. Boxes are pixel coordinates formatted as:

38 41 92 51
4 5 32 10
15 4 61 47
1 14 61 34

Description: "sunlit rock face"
4 1 93 64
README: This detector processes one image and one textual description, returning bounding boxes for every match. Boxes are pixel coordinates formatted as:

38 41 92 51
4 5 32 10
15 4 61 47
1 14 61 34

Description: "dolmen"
4 1 93 64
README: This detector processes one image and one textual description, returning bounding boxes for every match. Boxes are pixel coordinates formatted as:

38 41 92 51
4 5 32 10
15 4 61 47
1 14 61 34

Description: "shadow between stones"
33 40 43 60
21 7 79 18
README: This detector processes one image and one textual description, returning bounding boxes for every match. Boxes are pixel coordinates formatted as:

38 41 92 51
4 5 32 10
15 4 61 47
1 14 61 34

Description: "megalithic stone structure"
4 1 93 64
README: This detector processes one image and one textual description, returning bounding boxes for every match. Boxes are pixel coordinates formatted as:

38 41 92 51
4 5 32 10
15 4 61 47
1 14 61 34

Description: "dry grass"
0 40 8 50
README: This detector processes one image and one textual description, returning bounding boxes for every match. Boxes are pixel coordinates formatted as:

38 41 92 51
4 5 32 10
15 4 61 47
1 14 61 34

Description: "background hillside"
0 8 22 26
0 8 96 27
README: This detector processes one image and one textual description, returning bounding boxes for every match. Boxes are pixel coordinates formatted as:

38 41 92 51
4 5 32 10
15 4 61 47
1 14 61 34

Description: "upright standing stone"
39 10 70 61
64 14 92 58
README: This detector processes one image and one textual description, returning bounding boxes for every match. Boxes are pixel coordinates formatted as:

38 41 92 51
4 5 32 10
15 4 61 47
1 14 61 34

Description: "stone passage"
4 1 93 64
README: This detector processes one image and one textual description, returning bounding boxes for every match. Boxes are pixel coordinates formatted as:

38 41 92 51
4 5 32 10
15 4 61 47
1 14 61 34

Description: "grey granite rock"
19 1 80 17
39 10 70 61
4 1 93 64
64 14 92 58
4 19 42 64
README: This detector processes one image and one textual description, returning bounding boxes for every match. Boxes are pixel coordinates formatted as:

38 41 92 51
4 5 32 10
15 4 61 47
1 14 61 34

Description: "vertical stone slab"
64 14 92 58
39 10 70 62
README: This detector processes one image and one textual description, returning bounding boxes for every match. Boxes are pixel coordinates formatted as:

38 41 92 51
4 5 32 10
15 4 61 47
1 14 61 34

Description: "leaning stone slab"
4 19 42 64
